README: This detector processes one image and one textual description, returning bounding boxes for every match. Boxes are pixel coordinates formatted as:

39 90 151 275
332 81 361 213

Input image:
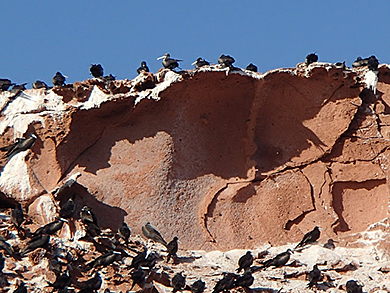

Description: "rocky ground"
1 205 390 293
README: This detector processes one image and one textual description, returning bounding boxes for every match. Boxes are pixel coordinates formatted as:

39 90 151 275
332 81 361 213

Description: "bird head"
157 53 170 60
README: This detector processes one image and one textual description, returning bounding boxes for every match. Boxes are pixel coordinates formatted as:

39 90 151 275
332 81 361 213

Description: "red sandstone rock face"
1 65 390 251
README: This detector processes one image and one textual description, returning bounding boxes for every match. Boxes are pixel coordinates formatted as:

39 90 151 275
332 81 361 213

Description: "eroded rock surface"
1 64 390 253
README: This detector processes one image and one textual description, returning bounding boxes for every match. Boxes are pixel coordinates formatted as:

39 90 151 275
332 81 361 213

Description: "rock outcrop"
1 63 390 253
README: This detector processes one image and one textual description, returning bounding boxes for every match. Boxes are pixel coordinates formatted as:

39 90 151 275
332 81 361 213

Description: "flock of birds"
0 52 381 292
0 198 364 293
0 52 380 96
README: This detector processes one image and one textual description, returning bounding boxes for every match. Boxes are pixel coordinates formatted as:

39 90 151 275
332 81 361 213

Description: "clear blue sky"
1 1 389 87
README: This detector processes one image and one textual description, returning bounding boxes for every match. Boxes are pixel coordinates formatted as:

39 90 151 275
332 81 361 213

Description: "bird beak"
191 61 197 65
157 56 165 60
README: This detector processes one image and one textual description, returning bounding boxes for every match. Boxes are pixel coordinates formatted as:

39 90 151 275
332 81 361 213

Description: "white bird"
365 69 378 95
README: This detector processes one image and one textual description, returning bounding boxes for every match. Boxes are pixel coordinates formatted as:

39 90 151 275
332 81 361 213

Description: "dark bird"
130 268 146 290
137 61 150 74
305 53 318 65
48 271 72 290
85 221 101 237
212 273 237 293
86 251 121 269
20 234 50 257
140 251 157 270
323 239 337 250
235 271 254 289
218 54 235 68
10 203 24 229
130 249 147 269
172 272 186 293
52 72 66 86
49 255 63 275
142 222 167 246
32 80 48 89
346 280 363 293
246 63 258 72
2 134 37 159
191 57 210 69
90 64 104 78
59 196 76 219
78 272 102 293
367 55 379 71
0 78 15 91
236 251 253 273
191 279 205 293
13 280 27 293
157 53 182 70
32 218 66 237
261 249 293 269
80 206 98 225
166 236 179 263
118 222 131 244
352 56 367 68
295 226 320 249
0 235 14 256
11 83 27 93
0 252 4 273
307 264 321 288
334 61 346 69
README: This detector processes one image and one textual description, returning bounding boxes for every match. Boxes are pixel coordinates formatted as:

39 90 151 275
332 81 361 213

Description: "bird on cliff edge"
218 54 235 68
0 78 15 91
32 80 48 89
10 203 24 229
80 205 98 225
20 234 50 257
142 222 167 246
172 272 186 293
118 222 131 245
305 53 318 65
90 64 104 78
166 236 179 263
260 249 293 269
52 71 66 86
307 264 321 288
246 63 258 72
191 57 210 69
295 226 320 249
346 280 363 293
1 134 37 159
137 61 150 74
59 195 76 219
236 251 253 273
157 53 182 70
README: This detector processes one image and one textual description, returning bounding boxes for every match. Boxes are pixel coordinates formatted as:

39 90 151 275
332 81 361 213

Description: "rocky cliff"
1 63 389 253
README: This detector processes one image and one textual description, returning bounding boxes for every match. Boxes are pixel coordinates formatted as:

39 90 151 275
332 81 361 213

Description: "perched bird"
20 234 50 257
32 80 48 89
49 255 63 275
352 57 367 67
307 264 321 288
236 251 253 273
85 221 101 237
235 271 254 289
142 222 167 246
90 64 104 78
13 280 27 293
130 249 147 269
11 83 27 93
52 72 66 86
367 55 379 71
78 272 102 293
0 252 4 273
59 196 76 219
137 61 150 74
191 279 205 293
166 236 179 263
365 68 379 94
86 251 121 269
305 53 318 65
218 54 235 68
261 249 293 269
1 134 37 159
157 53 182 70
0 235 14 256
191 57 210 69
172 272 186 293
32 218 66 237
47 271 72 290
130 268 146 290
323 239 337 250
213 273 237 293
118 222 131 244
140 251 157 270
10 203 24 229
295 226 320 249
334 61 346 69
80 206 98 224
246 63 258 72
346 280 363 293
0 78 15 91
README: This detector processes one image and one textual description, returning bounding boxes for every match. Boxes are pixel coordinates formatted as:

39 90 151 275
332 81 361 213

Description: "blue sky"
1 1 389 87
